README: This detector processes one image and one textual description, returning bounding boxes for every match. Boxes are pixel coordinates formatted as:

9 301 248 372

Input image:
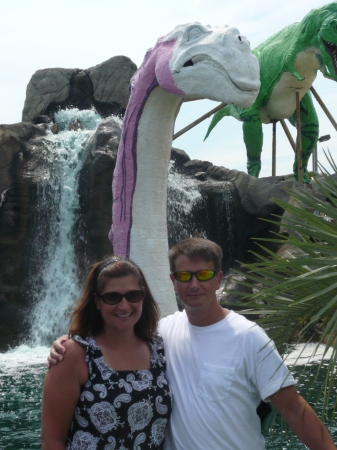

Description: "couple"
42 237 336 449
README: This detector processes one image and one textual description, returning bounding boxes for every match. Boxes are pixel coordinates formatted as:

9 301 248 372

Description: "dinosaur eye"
327 19 337 32
187 27 203 41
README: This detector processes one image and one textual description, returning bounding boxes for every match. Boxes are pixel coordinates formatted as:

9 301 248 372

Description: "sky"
1 0 336 177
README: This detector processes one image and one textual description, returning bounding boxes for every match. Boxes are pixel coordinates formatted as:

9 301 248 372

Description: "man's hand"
47 335 70 368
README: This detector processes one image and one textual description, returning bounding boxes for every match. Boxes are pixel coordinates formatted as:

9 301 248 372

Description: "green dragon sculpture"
205 2 337 183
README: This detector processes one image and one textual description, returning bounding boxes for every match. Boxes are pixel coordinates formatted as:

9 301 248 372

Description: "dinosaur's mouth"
183 59 194 67
180 54 259 93
323 39 337 75
182 55 206 68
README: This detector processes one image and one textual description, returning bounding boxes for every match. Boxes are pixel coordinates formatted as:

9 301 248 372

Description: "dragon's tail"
204 104 233 141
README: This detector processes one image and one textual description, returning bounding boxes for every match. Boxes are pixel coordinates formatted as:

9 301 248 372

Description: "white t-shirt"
158 310 296 450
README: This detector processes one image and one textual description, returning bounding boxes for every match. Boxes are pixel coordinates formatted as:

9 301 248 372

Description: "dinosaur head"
154 23 260 108
317 3 337 80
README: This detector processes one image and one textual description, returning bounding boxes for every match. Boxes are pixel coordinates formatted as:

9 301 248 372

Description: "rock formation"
75 116 122 270
22 56 137 123
0 122 48 349
1 54 137 349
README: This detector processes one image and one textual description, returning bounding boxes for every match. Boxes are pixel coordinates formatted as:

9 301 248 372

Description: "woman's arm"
41 339 88 449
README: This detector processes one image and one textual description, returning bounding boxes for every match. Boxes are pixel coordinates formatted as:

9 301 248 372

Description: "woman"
41 256 172 449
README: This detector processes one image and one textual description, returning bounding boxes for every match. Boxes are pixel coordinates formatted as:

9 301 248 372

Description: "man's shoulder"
226 310 256 330
227 311 270 340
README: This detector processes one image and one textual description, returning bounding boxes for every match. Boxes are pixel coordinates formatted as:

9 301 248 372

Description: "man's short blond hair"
168 238 223 272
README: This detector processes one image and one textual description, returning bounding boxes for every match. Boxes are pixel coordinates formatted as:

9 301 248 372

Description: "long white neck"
129 86 182 317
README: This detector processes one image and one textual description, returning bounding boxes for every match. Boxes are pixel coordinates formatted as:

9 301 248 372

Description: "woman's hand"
47 335 70 368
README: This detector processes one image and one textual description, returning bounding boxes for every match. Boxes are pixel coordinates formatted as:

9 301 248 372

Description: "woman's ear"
94 294 100 310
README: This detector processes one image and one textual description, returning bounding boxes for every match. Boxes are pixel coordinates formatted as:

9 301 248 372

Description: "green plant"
228 152 337 427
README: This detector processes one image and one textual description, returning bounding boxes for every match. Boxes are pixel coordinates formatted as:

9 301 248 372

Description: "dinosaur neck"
130 86 182 316
112 83 182 316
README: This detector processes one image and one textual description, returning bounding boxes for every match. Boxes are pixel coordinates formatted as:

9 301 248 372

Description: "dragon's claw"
247 156 261 178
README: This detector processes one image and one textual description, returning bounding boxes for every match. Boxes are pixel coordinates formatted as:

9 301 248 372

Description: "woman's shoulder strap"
70 334 92 347
149 334 166 368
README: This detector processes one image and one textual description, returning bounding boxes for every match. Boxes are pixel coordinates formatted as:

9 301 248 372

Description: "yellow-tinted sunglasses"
172 270 218 282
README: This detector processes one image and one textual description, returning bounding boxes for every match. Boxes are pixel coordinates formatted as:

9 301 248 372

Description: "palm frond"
226 158 337 427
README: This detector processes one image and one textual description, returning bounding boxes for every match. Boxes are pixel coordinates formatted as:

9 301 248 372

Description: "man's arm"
47 335 69 368
270 386 336 450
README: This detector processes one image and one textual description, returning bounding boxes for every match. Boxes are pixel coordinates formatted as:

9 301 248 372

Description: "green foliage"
230 152 337 424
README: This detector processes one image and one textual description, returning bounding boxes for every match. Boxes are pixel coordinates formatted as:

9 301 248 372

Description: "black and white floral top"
66 334 172 450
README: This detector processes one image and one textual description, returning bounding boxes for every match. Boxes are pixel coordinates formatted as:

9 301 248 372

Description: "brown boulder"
0 122 47 349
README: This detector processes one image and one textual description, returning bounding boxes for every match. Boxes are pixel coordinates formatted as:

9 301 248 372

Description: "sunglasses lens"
175 271 192 282
101 292 122 304
196 270 216 281
125 290 145 303
100 290 144 305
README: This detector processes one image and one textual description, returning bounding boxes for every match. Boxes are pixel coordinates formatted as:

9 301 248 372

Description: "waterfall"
205 183 236 267
167 162 237 270
167 161 207 246
28 109 102 346
23 142 235 347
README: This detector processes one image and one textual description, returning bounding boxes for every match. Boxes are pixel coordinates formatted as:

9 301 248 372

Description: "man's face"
170 255 223 311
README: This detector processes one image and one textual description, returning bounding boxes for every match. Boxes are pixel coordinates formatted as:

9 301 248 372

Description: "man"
49 238 336 449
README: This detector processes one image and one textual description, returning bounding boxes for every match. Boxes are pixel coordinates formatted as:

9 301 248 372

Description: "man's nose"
189 274 200 288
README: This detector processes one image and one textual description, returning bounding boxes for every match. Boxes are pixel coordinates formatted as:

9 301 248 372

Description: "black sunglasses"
95 289 145 305
172 270 218 282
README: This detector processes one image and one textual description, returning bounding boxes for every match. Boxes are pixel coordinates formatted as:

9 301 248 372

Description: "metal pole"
280 119 296 152
313 134 331 172
312 145 317 172
296 90 303 183
173 102 227 141
272 121 276 176
310 86 337 132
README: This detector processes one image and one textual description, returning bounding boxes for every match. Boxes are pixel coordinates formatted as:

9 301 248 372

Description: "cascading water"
0 108 102 448
29 109 102 346
167 161 207 245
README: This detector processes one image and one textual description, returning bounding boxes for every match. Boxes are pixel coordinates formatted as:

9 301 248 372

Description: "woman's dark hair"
69 256 160 340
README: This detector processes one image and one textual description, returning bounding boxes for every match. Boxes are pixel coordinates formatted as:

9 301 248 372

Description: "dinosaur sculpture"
108 23 260 316
205 2 337 184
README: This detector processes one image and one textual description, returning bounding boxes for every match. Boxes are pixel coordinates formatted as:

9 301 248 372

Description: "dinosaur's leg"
288 91 319 184
242 112 263 177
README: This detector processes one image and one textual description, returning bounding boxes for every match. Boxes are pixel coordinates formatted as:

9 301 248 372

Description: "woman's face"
95 274 144 334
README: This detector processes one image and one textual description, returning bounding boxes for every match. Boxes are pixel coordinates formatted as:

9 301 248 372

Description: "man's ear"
216 271 223 290
170 273 177 291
